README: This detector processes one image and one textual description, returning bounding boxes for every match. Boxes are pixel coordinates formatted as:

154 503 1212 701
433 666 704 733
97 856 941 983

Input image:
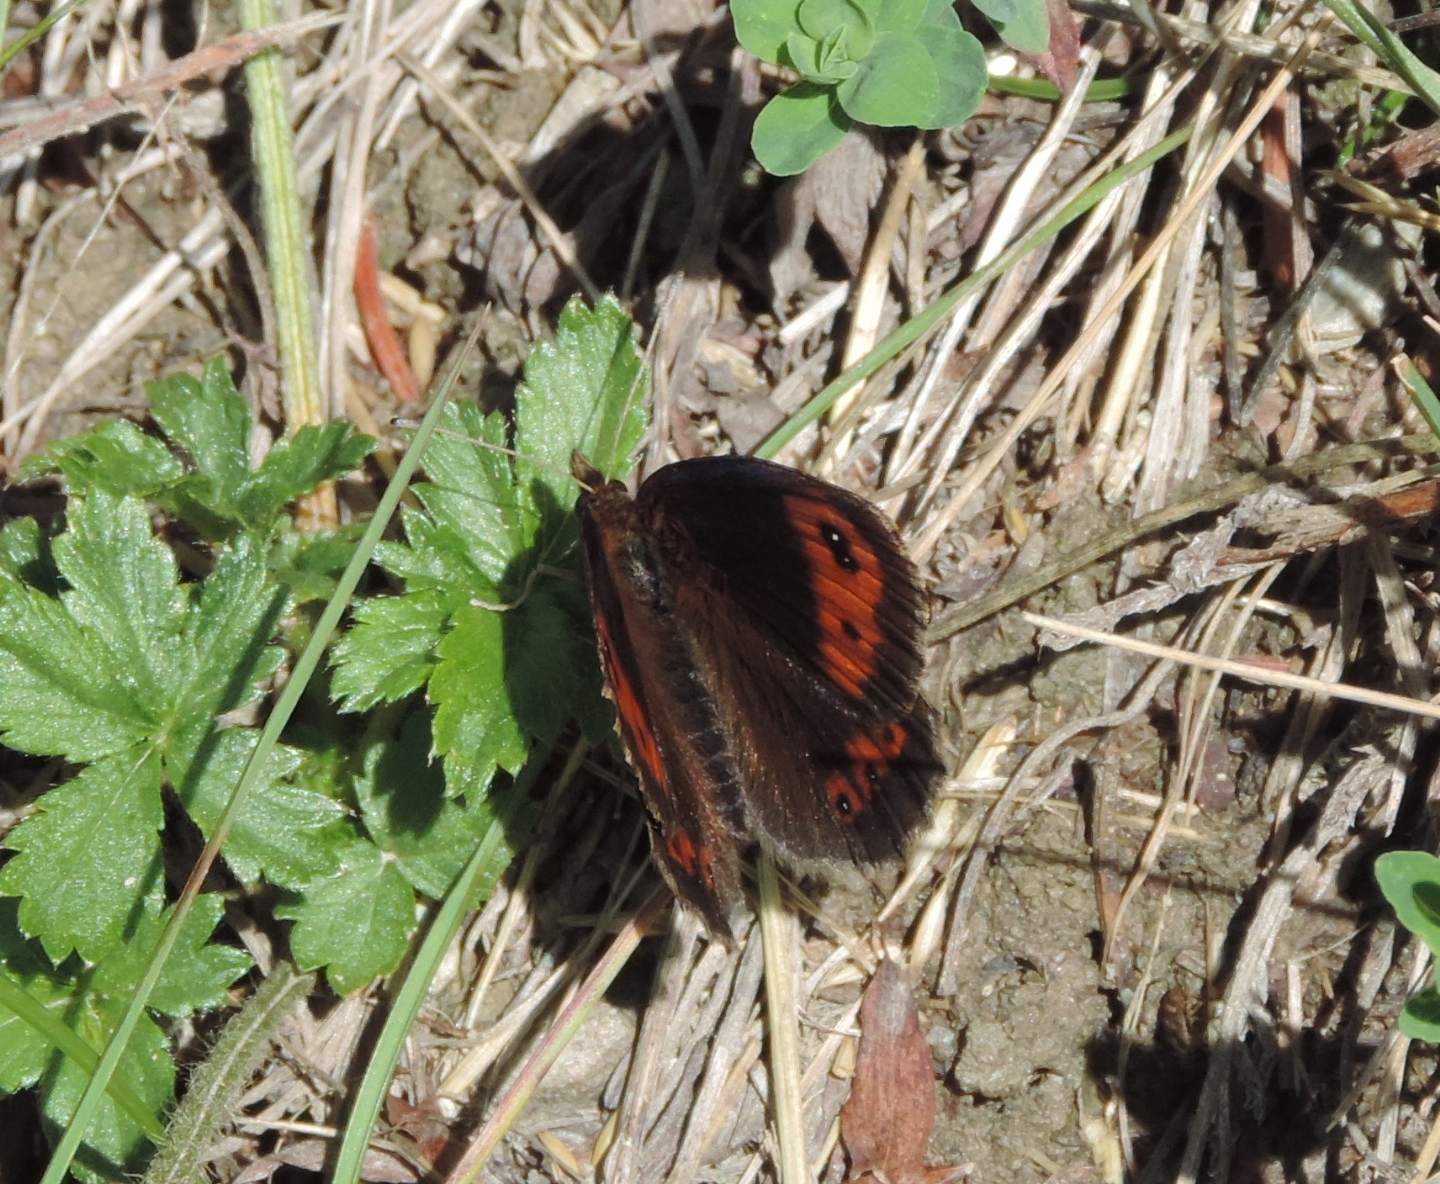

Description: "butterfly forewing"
638 458 940 865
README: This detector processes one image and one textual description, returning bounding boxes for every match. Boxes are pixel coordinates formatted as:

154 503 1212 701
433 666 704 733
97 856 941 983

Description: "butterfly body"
573 453 940 938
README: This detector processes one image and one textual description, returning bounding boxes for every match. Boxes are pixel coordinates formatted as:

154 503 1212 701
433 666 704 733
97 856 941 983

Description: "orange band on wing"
595 610 667 792
784 496 888 701
824 722 913 823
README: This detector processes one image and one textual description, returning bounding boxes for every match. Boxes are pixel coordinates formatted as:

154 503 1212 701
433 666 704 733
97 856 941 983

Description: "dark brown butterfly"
572 453 940 939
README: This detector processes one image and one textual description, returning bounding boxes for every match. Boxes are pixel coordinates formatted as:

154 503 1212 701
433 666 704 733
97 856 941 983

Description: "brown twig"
0 14 340 159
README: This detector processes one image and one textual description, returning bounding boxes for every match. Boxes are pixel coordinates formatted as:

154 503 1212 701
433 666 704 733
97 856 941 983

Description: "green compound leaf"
752 81 853 176
276 839 416 995
169 728 348 889
334 296 646 798
19 419 184 498
148 360 253 506
92 894 251 1019
54 492 186 718
173 532 285 728
0 576 153 761
0 750 165 966
0 518 46 585
429 603 529 795
150 358 374 538
39 1004 174 1184
268 522 369 605
355 711 512 900
407 402 523 598
24 358 373 541
837 32 939 126
238 424 376 524
514 293 648 526
330 589 449 712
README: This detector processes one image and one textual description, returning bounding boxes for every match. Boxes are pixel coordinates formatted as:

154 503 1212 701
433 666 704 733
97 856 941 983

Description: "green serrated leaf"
373 509 478 598
54 492 187 713
837 31 939 126
276 839 416 994
94 894 250 1017
0 517 45 584
40 1003 173 1184
331 590 449 712
0 577 151 760
429 604 529 794
752 81 854 175
550 576 613 744
168 728 347 888
731 0 799 63
507 586 596 745
513 296 647 525
0 750 165 964
355 711 508 898
148 360 253 516
408 402 524 592
18 419 184 497
170 532 285 731
239 423 375 524
0 925 70 1094
269 522 368 604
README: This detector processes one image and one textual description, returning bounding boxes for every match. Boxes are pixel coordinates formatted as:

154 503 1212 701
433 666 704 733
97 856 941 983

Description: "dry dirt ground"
1 0 1439 1181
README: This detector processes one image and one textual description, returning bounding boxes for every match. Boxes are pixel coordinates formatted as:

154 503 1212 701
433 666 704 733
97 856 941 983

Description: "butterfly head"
569 451 604 492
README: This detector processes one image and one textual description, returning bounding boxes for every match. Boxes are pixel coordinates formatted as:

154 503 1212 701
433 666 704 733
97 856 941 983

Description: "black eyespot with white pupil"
820 522 859 572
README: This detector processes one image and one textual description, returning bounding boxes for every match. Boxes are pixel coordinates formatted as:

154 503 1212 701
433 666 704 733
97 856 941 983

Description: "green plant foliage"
734 0 1036 175
0 296 649 1176
1376 850 1440 1041
0 359 380 1173
23 358 375 542
330 294 646 793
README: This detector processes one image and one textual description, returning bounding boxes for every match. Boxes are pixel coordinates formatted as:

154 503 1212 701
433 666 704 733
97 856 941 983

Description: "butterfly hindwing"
575 467 746 938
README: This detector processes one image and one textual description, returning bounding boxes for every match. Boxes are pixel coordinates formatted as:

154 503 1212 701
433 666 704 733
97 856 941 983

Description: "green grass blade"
0 972 164 1141
328 768 533 1184
988 74 1135 101
1399 360 1440 441
0 0 85 77
1322 0 1440 115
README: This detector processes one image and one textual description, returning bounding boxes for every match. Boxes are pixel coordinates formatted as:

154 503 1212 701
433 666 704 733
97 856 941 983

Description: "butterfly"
572 452 940 939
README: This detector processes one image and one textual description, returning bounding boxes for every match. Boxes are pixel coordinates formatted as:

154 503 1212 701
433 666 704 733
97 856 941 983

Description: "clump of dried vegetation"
1 0 1439 1181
